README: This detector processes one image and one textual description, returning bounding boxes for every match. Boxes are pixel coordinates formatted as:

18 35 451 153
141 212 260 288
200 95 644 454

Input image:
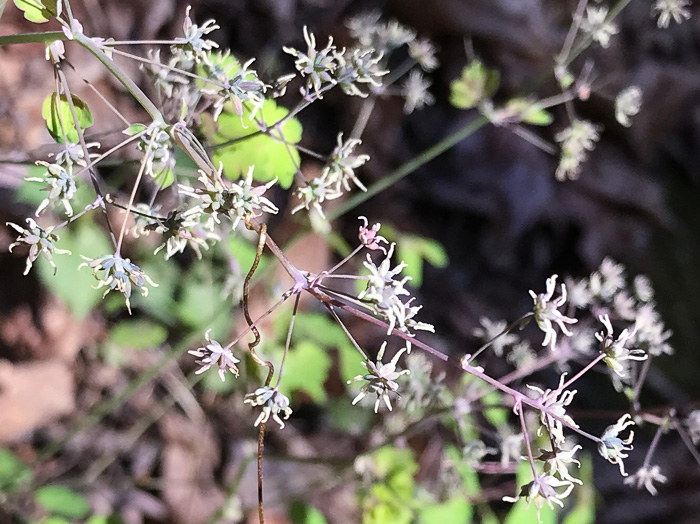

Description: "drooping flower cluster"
652 0 692 28
528 374 579 444
292 134 370 216
555 119 602 181
615 86 643 127
624 464 668 495
503 472 575 521
472 317 520 357
172 5 220 66
188 329 240 381
358 243 434 347
25 161 77 217
199 53 267 121
79 254 158 313
596 314 647 378
530 275 577 351
244 386 293 429
180 165 278 231
348 342 409 412
7 218 71 275
598 413 635 475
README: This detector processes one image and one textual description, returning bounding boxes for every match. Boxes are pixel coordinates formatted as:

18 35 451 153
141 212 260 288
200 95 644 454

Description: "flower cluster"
580 6 619 48
652 0 692 28
472 317 519 357
596 314 647 378
7 218 71 275
244 386 293 429
348 342 409 412
528 374 579 444
146 209 217 260
615 86 643 127
504 473 575 521
172 6 219 65
200 53 267 121
624 464 667 495
188 329 240 381
358 243 434 347
598 413 635 475
26 161 77 217
555 119 602 181
79 254 158 313
401 70 435 114
292 134 370 216
530 275 577 351
180 165 278 231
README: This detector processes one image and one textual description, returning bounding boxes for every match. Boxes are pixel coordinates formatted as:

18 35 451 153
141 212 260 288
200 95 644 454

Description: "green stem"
327 114 489 220
0 30 65 46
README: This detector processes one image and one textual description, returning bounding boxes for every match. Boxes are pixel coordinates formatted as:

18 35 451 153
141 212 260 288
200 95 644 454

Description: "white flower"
26 161 77 217
188 330 240 381
401 70 435 114
348 342 409 412
408 38 439 71
653 0 692 28
322 133 369 194
499 431 524 467
181 165 278 231
472 317 519 357
596 314 647 378
539 444 583 485
528 374 579 444
45 40 65 63
589 258 626 299
358 244 434 347
79 254 158 314
580 7 619 48
615 86 642 127
283 26 337 98
555 119 602 181
529 275 578 351
598 413 635 476
244 386 293 429
7 219 71 275
504 473 575 522
624 464 667 495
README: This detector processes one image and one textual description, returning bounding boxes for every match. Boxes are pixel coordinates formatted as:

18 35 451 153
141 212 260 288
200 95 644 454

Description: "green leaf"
109 320 167 349
449 61 500 110
37 221 112 319
0 448 32 492
42 93 94 144
396 235 448 287
444 445 480 496
288 312 364 384
325 398 373 433
289 501 329 524
418 497 472 524
35 485 91 519
123 123 146 136
13 0 60 22
364 502 412 524
481 390 508 427
277 340 331 403
206 99 302 189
